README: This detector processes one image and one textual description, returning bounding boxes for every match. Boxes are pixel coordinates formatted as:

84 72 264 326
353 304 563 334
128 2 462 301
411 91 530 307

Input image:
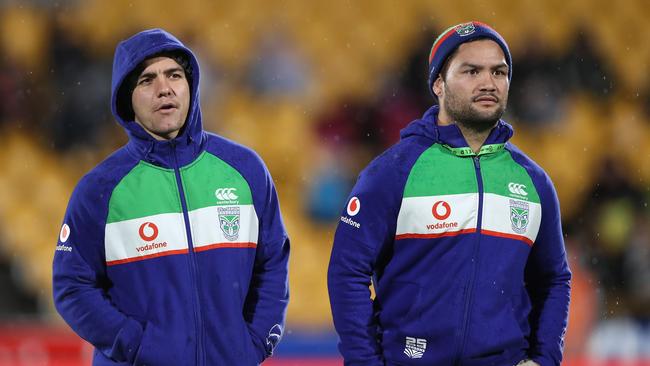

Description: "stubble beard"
443 83 507 133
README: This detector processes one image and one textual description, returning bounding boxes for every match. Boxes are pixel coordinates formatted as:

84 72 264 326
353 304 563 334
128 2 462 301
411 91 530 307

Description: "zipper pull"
473 156 480 169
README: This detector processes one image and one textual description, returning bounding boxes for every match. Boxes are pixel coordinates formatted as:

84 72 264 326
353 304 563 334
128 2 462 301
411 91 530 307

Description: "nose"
155 77 173 97
478 72 497 92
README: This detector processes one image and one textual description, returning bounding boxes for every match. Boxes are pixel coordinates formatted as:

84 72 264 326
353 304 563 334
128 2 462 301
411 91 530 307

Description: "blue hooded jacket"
53 29 289 366
328 106 571 366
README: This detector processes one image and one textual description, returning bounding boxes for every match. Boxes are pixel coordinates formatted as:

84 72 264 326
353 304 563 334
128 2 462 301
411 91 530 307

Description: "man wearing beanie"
52 29 289 365
328 21 570 366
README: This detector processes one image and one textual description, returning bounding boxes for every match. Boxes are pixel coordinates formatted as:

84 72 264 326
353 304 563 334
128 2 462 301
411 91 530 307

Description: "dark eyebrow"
458 62 508 70
137 71 156 81
164 67 185 76
137 67 184 81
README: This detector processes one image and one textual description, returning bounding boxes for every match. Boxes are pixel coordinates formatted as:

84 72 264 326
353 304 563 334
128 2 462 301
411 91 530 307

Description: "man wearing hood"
53 29 289 365
328 22 571 366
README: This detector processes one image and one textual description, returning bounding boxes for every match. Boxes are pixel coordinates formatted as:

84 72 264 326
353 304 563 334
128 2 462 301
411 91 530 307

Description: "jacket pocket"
377 281 423 328
133 322 192 366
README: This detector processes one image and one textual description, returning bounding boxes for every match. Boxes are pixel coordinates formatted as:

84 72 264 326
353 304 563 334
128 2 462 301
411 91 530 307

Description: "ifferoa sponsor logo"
340 196 361 228
56 223 73 252
136 222 167 253
218 206 241 241
426 200 459 230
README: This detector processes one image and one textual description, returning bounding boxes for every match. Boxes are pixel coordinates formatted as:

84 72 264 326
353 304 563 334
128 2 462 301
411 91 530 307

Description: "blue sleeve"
328 142 422 366
243 160 290 363
525 173 571 366
52 176 144 364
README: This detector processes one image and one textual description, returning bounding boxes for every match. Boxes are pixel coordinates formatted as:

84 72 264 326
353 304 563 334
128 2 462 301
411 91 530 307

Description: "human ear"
433 76 444 98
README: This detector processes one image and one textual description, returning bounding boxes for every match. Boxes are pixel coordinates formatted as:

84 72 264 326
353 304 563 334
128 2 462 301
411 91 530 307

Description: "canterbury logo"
215 188 238 201
508 183 528 196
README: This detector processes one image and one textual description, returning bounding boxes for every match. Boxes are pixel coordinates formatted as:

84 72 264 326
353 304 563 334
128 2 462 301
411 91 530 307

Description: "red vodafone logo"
59 223 70 243
432 201 451 220
138 222 159 241
346 197 361 216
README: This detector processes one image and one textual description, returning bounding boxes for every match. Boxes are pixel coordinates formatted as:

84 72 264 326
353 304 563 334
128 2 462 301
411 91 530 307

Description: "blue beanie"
428 21 512 95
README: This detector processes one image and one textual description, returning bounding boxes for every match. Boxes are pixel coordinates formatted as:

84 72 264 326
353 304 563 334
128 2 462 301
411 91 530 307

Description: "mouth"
473 94 498 104
156 102 178 112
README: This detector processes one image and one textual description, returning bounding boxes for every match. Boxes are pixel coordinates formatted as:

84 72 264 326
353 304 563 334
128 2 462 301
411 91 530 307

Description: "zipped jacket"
328 105 570 366
53 29 289 366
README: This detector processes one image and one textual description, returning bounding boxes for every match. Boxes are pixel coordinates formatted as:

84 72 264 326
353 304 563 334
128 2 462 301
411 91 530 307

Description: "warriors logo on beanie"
427 21 512 96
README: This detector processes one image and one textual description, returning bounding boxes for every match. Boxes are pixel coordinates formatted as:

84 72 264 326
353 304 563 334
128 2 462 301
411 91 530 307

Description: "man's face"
433 39 509 132
131 56 190 140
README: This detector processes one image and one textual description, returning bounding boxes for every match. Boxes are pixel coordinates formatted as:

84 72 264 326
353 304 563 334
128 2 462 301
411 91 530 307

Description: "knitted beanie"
427 21 512 94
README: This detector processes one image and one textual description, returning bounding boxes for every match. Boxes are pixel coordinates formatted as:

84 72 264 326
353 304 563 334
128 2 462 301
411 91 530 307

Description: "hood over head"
111 28 202 142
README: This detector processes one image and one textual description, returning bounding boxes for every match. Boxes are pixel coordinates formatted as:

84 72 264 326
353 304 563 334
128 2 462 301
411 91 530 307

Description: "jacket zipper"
454 156 485 366
171 141 205 366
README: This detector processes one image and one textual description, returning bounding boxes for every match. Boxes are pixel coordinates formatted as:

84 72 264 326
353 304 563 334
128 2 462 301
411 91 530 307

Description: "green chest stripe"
108 163 181 223
480 151 540 203
108 152 253 224
181 152 253 210
403 144 478 198
403 143 539 203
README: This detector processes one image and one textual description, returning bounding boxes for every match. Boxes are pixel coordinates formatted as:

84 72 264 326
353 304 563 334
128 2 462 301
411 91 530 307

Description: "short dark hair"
116 50 193 121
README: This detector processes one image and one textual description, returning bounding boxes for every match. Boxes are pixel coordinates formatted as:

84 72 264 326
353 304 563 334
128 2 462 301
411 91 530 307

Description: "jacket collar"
401 105 514 156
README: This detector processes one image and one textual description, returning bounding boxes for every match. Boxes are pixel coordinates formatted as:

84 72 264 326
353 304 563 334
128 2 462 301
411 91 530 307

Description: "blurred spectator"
389 24 438 110
368 25 438 148
508 35 567 125
372 91 423 148
568 157 649 359
563 238 598 359
46 22 112 151
0 58 28 127
579 158 645 303
305 145 353 222
246 30 309 98
622 198 650 321
316 97 379 151
561 26 615 99
0 252 38 319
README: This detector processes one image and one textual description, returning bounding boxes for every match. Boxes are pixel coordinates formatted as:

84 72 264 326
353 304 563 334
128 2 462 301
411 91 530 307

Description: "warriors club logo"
455 22 476 37
138 222 159 241
346 197 361 217
510 199 530 234
218 206 241 241
432 201 451 220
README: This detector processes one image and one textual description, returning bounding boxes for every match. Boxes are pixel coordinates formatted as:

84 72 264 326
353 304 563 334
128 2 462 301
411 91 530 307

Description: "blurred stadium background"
0 0 649 365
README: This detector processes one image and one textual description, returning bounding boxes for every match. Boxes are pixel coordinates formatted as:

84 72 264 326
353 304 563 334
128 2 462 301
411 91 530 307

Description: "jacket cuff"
248 329 268 363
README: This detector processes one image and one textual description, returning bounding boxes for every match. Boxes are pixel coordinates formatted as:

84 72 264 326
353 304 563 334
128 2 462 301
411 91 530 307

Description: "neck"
455 123 492 154
437 107 495 154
